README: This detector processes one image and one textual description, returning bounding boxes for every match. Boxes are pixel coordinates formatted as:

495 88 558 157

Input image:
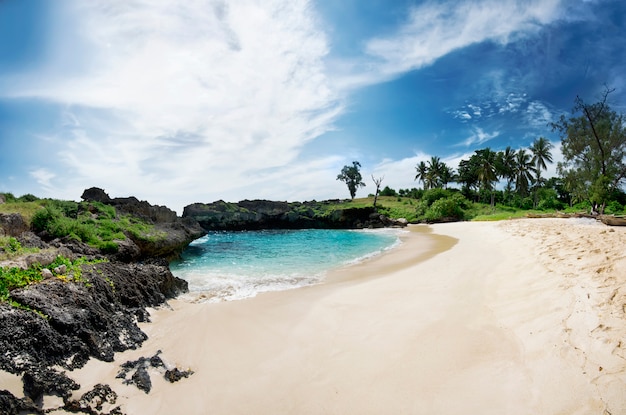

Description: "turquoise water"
170 229 401 302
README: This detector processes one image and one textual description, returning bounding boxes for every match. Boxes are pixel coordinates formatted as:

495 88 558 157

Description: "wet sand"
4 219 626 414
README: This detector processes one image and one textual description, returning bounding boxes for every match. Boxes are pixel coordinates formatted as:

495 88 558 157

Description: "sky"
1 0 625 213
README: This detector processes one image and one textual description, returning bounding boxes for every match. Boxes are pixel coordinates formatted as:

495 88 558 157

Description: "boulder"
80 187 111 203
0 213 29 237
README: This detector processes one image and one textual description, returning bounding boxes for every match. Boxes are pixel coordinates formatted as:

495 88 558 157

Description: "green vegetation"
0 195 164 253
0 255 106 310
0 237 39 261
337 161 366 200
552 87 626 213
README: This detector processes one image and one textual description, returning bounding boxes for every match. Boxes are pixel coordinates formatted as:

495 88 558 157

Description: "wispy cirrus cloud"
334 0 564 89
460 127 500 147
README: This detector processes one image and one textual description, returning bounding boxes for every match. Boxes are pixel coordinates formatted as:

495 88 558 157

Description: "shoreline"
3 219 626 414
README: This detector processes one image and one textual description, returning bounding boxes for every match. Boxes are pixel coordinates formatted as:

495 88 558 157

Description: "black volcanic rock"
183 199 407 231
0 390 40 415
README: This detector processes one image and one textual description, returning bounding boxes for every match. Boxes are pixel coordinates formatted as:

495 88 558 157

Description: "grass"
0 201 44 223
0 236 40 261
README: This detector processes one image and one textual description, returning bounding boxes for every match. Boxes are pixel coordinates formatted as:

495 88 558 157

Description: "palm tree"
439 164 455 189
414 161 428 190
497 146 517 204
530 137 554 208
515 149 536 197
426 156 443 189
476 148 498 207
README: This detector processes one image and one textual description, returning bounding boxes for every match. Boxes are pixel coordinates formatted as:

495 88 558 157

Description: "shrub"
421 188 450 206
380 186 398 197
423 197 465 222
605 200 624 215
31 206 62 233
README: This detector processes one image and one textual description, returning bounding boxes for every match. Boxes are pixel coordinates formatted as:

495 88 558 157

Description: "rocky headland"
183 199 408 230
0 188 204 414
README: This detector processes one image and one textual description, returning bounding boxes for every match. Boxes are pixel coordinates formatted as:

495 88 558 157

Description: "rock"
117 351 193 393
64 383 118 413
0 303 89 373
80 187 111 204
25 252 57 268
22 367 79 402
0 193 5 204
0 389 40 415
17 232 48 249
0 213 29 237
41 268 53 279
53 264 67 274
129 366 152 394
80 188 206 259
183 199 406 230
164 368 194 383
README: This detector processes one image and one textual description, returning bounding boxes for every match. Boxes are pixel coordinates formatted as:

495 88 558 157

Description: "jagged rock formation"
81 187 206 260
0 189 196 414
183 199 407 231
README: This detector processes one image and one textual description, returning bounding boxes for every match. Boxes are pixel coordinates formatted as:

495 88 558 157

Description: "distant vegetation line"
337 87 626 218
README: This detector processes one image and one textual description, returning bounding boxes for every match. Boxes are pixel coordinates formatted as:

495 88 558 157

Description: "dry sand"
4 219 626 414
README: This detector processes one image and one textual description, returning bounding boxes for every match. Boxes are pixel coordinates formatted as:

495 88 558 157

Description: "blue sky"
1 0 625 213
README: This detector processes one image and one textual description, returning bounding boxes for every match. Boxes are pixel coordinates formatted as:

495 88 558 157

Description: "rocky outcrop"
81 187 206 260
0 189 197 414
183 199 407 231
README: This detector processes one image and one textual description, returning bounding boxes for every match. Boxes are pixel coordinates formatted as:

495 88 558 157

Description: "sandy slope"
4 219 626 414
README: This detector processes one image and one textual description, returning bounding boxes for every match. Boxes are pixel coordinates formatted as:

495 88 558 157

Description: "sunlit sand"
4 219 626 414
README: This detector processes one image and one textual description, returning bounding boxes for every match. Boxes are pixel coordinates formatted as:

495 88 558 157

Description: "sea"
169 228 402 302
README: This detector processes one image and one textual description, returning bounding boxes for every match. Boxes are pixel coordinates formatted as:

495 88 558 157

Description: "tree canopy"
552 88 626 213
337 161 366 200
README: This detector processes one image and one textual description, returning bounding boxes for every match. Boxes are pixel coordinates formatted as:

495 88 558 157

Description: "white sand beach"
4 219 626 414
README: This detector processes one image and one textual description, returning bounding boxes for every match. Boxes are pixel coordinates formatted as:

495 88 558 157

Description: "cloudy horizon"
1 0 625 213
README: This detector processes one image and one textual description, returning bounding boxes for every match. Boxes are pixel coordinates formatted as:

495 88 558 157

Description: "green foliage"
552 88 626 213
605 200 624 215
421 188 451 206
423 196 466 222
337 161 366 199
0 237 39 261
0 256 106 304
379 186 397 197
17 197 159 252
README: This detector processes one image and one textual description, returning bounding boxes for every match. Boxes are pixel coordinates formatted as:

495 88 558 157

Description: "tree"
439 164 455 189
551 87 626 213
530 136 554 208
425 156 443 189
475 148 498 207
371 175 384 208
337 161 366 200
414 161 428 190
514 148 536 197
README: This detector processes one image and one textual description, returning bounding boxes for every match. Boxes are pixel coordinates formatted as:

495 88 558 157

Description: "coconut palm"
515 149 536 197
426 156 443 189
414 161 428 190
475 148 498 207
530 137 554 207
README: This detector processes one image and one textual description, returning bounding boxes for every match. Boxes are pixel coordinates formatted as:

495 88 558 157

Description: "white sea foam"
171 228 403 302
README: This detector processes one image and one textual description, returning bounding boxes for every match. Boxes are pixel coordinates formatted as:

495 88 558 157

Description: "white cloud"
335 0 564 88
459 127 500 147
3 0 345 212
29 168 56 192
